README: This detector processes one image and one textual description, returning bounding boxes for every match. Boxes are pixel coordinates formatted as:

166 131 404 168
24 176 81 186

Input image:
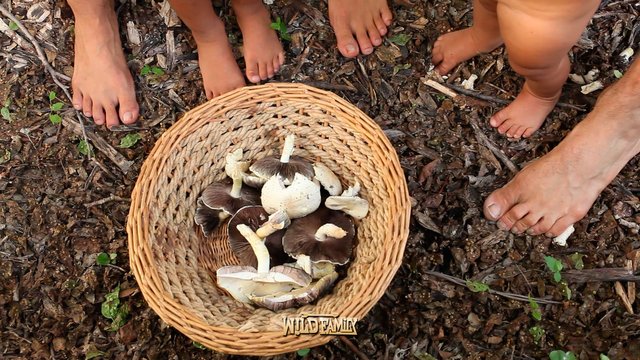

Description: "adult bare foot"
233 0 285 84
489 82 560 138
483 62 640 237
192 19 245 99
69 0 139 128
431 27 503 75
328 0 393 58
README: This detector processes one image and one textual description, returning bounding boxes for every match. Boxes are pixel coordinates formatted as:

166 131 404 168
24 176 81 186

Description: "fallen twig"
421 78 459 98
424 270 561 305
562 268 640 283
443 83 586 112
84 194 131 208
339 336 369 360
615 281 634 314
469 112 519 174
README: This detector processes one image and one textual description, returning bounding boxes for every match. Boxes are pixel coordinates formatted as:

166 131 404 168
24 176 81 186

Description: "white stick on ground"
553 225 575 246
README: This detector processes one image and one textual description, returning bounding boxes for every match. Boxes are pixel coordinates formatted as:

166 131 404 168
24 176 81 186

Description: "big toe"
483 187 515 221
118 92 139 125
245 62 261 84
333 21 359 57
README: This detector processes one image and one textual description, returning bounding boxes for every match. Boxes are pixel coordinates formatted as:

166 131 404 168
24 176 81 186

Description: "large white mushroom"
216 224 311 304
260 173 322 219
248 134 315 187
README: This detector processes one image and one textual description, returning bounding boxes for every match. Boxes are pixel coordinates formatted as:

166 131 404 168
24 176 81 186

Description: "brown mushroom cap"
250 155 314 184
282 206 356 265
228 206 293 268
194 198 225 237
201 180 260 215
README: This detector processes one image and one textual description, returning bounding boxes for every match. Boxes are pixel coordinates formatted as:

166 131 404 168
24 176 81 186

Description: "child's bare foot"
192 19 245 99
232 0 285 84
328 0 393 58
483 67 640 236
489 83 560 138
432 27 503 75
69 1 139 128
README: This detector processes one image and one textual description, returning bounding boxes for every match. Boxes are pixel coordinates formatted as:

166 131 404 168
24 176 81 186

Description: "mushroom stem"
279 134 295 163
229 176 243 198
236 224 271 274
314 223 348 242
256 210 290 238
296 254 313 275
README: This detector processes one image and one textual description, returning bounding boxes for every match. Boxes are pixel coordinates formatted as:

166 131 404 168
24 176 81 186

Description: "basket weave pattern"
127 83 411 355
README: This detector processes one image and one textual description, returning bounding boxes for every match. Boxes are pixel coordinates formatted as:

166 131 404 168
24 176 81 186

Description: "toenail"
526 229 535 235
73 104 82 110
545 232 553 238
84 112 91 117
123 112 133 123
363 47 373 54
346 44 357 54
250 75 260 83
486 203 500 219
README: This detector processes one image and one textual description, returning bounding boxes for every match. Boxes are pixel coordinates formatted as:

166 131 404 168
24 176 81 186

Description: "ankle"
190 18 226 44
68 0 114 18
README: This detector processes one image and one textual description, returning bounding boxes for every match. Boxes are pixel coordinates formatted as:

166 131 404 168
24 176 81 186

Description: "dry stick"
423 270 561 305
562 268 640 283
0 6 131 174
84 194 131 208
339 336 369 360
469 113 519 174
443 83 586 112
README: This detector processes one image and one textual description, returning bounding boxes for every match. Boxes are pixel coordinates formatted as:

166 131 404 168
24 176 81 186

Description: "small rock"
52 337 66 352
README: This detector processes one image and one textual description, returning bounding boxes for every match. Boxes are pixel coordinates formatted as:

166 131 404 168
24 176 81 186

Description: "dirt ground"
1 0 639 359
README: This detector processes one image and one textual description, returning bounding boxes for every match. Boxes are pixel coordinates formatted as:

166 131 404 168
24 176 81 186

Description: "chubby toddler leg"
490 0 600 138
432 0 503 75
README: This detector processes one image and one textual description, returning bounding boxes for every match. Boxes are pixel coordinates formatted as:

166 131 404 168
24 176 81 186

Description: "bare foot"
489 82 560 138
431 27 502 75
192 19 245 99
233 0 285 84
483 70 640 237
328 0 393 58
70 3 139 128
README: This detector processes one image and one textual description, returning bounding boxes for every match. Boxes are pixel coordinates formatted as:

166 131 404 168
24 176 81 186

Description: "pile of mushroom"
195 134 369 311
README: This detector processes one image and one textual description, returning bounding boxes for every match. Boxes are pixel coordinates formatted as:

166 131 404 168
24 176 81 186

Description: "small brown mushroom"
282 206 356 266
227 206 293 268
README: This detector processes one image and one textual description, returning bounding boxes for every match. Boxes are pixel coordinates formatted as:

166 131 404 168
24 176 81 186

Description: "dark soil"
1 0 639 359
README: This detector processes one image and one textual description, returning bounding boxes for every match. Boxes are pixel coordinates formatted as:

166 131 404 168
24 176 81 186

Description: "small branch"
421 78 459 98
443 83 586 111
339 336 369 360
562 268 640 283
424 270 561 305
469 112 519 174
84 194 130 208
302 81 357 92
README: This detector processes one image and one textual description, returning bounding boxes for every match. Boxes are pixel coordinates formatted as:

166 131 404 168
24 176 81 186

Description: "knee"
507 48 565 78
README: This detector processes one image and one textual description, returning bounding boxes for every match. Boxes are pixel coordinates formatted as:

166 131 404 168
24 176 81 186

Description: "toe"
529 216 556 236
513 212 542 234
82 96 93 118
513 126 527 139
506 125 521 138
546 217 575 237
105 103 120 129
356 30 374 55
277 52 285 66
490 111 507 128
498 121 512 134
72 86 83 111
273 57 281 73
92 103 105 126
266 62 275 79
380 6 393 26
497 204 529 231
245 62 261 84
258 61 269 80
522 127 535 138
332 20 359 57
483 185 519 221
367 23 382 47
373 15 387 36
118 91 139 125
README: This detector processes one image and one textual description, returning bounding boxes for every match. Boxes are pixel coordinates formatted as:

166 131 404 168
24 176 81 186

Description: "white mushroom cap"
225 148 251 180
261 173 322 219
313 163 342 196
324 182 369 220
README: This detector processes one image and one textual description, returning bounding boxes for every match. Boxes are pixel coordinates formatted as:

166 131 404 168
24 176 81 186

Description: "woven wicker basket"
127 83 411 355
